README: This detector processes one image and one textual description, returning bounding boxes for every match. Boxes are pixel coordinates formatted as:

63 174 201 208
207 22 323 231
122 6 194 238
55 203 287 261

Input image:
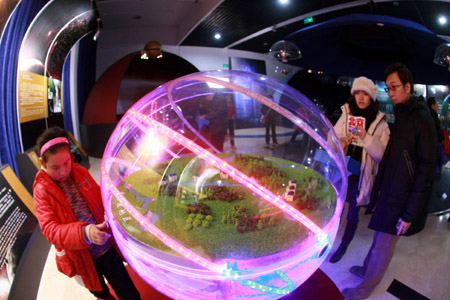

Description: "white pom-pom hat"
351 76 378 100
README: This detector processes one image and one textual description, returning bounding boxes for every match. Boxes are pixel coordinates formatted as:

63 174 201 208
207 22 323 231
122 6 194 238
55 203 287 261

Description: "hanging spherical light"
269 40 302 63
141 40 163 60
433 43 450 70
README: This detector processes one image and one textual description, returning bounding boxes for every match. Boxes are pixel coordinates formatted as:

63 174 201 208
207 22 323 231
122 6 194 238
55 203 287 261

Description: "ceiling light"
141 40 163 60
214 33 221 40
439 16 447 25
279 0 289 4
268 40 302 63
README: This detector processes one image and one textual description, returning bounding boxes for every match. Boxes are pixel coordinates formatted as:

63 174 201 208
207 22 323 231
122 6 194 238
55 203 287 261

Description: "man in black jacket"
342 63 437 300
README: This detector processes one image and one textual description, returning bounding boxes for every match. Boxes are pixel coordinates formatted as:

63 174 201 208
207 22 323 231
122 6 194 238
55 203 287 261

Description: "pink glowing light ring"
165 73 346 183
101 158 331 279
111 215 325 281
103 157 142 174
130 90 221 153
129 110 328 241
99 70 346 299
163 73 347 220
102 169 227 273
100 111 331 275
102 171 329 280
108 217 324 296
127 115 180 159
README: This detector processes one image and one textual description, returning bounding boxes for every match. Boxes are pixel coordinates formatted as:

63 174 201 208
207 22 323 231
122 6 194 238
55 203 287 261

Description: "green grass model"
111 153 336 260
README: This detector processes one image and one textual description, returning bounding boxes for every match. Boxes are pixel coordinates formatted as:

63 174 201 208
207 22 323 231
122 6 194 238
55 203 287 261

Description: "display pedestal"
281 268 343 299
106 267 342 300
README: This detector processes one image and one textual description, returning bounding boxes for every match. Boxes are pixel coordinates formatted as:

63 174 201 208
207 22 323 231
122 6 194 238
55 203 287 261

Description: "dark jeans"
265 121 277 144
90 247 141 300
228 119 235 146
290 129 300 142
211 129 227 152
346 174 361 224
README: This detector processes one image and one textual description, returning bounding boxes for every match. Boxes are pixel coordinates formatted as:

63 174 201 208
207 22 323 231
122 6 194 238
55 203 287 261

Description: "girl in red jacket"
33 126 140 300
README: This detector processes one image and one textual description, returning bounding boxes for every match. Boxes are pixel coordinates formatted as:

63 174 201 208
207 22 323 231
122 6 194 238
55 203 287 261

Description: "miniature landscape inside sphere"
101 70 347 300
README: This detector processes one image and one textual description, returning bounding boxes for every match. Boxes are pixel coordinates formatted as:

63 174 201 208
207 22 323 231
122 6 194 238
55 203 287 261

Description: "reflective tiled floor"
37 127 450 300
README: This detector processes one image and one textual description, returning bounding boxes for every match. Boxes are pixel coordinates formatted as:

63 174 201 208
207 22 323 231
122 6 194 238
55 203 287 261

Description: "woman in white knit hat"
330 76 390 263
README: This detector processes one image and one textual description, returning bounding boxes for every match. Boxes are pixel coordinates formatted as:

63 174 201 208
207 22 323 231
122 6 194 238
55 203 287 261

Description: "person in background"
427 97 444 145
226 95 237 150
330 76 390 263
427 97 447 176
342 63 437 300
206 93 228 152
290 124 302 142
261 98 278 147
33 126 141 300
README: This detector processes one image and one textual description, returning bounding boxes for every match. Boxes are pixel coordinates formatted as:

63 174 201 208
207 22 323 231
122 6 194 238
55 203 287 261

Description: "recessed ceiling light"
376 22 384 27
439 16 447 25
214 33 221 40
279 0 289 4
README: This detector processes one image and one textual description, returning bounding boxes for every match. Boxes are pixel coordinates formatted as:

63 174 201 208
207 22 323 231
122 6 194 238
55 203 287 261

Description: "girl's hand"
356 128 367 140
89 221 111 245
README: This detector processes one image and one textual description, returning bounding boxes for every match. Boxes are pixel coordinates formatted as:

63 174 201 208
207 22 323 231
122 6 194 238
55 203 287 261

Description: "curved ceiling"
96 0 450 82
96 0 450 51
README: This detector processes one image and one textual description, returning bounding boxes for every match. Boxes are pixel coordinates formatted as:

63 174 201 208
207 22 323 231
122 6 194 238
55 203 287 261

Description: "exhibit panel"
0 165 49 300
100 70 347 299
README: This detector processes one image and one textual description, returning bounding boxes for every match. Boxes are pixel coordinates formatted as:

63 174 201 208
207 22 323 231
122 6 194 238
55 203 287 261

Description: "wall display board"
229 57 267 128
26 150 41 170
0 165 38 299
16 0 98 150
17 70 47 123
15 147 41 195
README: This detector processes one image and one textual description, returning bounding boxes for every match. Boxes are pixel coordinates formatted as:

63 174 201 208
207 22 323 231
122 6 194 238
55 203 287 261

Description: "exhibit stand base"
106 267 343 300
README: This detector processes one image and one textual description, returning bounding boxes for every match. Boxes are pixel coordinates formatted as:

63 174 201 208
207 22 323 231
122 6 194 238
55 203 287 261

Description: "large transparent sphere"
101 70 347 299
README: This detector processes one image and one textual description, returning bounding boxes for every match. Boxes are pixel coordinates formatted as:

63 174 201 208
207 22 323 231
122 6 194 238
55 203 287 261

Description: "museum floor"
36 127 450 300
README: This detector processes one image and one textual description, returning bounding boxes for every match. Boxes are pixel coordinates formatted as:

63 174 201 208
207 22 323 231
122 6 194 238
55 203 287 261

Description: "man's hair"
427 97 437 109
384 62 414 94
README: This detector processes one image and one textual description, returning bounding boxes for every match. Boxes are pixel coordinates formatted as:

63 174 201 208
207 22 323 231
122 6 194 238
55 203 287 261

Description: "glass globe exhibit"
442 95 450 130
100 70 347 299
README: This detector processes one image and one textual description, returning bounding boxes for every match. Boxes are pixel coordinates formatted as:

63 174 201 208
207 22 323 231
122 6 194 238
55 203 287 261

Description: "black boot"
329 222 358 263
329 244 347 263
